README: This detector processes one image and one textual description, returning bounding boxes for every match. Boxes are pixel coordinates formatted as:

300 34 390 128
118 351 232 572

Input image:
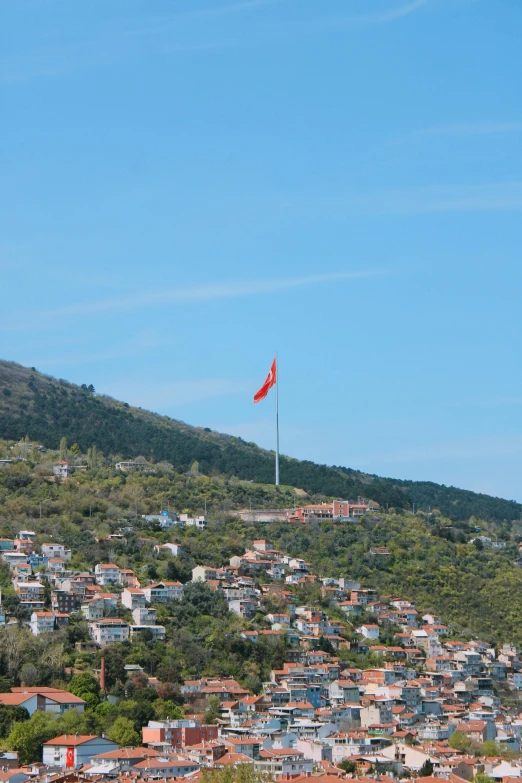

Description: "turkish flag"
254 358 277 403
66 748 75 768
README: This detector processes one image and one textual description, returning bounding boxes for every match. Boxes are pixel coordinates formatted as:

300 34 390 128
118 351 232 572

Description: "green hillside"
0 453 521 647
0 358 521 522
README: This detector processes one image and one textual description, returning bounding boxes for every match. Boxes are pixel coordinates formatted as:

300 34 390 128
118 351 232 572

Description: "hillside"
1 358 521 522
0 453 521 648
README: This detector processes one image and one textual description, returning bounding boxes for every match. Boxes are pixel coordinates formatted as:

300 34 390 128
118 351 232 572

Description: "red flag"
254 358 277 403
66 748 75 768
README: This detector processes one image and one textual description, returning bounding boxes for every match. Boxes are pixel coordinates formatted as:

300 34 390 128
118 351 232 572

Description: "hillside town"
0 507 522 783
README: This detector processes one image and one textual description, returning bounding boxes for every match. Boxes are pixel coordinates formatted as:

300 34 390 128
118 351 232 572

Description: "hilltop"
0 358 521 522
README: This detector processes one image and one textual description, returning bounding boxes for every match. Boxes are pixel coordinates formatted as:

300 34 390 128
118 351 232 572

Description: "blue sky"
2 0 522 501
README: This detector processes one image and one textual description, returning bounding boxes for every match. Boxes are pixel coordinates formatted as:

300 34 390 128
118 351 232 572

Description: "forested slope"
1 359 520 522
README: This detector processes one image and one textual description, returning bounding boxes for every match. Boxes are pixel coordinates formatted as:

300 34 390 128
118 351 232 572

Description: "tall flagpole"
275 353 280 486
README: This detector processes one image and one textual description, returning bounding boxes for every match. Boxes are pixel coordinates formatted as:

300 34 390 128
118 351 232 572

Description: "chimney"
100 657 106 692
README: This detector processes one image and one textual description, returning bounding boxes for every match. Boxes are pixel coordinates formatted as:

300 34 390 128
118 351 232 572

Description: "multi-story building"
142 581 183 603
52 461 72 479
132 607 157 626
130 624 166 641
42 543 72 562
94 564 120 586
30 611 55 635
16 581 45 601
142 720 218 750
89 618 129 645
121 587 147 610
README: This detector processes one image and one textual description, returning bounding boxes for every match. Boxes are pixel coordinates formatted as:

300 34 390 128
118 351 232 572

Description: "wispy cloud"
44 270 385 317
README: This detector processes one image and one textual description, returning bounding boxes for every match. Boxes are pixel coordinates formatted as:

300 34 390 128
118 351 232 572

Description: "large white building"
94 564 120 586
30 611 55 635
89 618 129 645
142 581 183 603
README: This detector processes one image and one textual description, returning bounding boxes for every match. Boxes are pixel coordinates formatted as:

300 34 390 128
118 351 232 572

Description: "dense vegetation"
0 445 522 650
1 359 521 521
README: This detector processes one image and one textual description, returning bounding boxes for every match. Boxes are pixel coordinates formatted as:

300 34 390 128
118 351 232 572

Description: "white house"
94 564 120 586
81 598 104 621
130 624 166 641
42 735 118 768
142 511 180 528
42 543 72 562
358 624 380 640
154 543 181 557
30 611 55 636
143 581 183 603
179 514 207 529
52 461 72 479
192 566 218 582
0 688 85 716
89 619 129 645
132 607 157 626
121 588 146 610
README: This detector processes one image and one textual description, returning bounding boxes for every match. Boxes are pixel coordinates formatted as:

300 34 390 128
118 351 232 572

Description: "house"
81 598 105 621
115 461 142 472
1 688 85 716
154 543 181 557
15 582 45 601
142 582 183 603
179 514 207 529
142 511 180 528
94 564 120 586
89 618 130 645
42 735 118 768
30 612 55 636
119 568 140 588
14 538 33 555
192 566 218 582
142 720 218 749
132 607 158 626
255 748 313 776
130 624 166 641
42 543 72 562
133 758 200 777
358 624 380 640
121 588 147 610
52 461 72 479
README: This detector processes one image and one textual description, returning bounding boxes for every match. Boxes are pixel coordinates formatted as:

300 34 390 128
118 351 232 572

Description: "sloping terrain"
0 359 520 521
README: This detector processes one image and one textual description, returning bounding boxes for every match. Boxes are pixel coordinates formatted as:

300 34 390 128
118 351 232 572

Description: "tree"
59 437 68 460
0 706 29 739
7 711 60 764
69 672 101 700
338 759 357 774
481 741 503 758
201 767 270 783
153 700 184 720
107 716 140 747
419 759 434 777
204 695 220 725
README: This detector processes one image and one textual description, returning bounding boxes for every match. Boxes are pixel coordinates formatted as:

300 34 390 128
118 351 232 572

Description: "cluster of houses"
4 530 522 783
